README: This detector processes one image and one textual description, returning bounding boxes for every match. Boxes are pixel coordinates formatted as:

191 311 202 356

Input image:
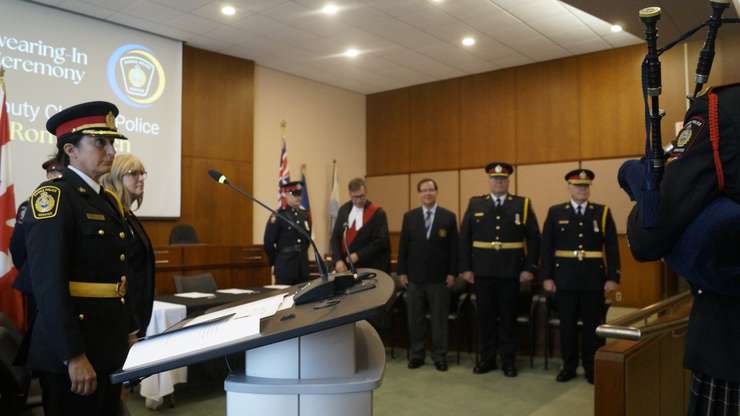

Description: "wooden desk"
153 244 270 295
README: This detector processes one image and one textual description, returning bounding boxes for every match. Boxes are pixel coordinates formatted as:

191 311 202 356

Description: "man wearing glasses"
330 177 390 273
263 181 311 285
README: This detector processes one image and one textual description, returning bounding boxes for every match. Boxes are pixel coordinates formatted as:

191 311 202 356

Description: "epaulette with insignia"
31 185 61 219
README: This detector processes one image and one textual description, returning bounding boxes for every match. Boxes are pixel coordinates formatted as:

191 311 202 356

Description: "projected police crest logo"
108 44 166 109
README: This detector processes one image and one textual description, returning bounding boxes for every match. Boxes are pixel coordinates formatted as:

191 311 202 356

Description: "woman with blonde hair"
100 154 155 339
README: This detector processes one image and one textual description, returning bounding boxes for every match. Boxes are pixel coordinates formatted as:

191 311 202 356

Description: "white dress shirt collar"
348 204 364 230
570 199 588 213
68 165 101 194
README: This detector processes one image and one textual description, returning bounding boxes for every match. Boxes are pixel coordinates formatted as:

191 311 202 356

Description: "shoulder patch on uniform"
31 186 61 220
270 215 277 224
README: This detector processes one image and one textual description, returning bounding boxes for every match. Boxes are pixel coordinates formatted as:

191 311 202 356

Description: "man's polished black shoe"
407 359 424 369
556 369 577 382
473 360 497 374
502 364 518 377
585 371 594 384
434 361 448 372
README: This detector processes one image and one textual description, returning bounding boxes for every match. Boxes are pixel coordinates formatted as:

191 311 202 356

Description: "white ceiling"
30 0 641 94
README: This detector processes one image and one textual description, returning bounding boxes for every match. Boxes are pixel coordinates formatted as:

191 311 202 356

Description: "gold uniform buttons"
495 226 501 230
579 222 583 226
496 216 501 220
119 232 126 239
578 233 583 238
120 298 126 304
120 253 126 262
98 229 104 235
78 314 85 320
578 244 583 249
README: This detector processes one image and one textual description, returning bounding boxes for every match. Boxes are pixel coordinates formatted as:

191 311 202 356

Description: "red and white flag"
276 125 290 208
0 69 24 332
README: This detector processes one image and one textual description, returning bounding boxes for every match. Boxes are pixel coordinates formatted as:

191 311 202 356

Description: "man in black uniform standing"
619 83 740 415
397 178 458 372
263 181 311 285
460 162 540 377
541 169 620 384
24 101 138 415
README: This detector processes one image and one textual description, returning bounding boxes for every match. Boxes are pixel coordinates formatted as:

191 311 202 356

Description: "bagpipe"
618 0 740 296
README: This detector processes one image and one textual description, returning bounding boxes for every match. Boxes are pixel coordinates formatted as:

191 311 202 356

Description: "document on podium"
183 293 287 328
123 314 260 371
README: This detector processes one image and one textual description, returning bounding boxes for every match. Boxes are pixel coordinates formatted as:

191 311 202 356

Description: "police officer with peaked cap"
541 169 620 384
263 181 311 285
24 101 138 415
459 162 540 377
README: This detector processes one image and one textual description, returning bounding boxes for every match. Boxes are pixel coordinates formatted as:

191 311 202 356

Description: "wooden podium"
112 270 394 416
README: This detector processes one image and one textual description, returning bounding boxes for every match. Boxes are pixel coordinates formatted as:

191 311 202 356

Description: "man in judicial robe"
330 177 390 273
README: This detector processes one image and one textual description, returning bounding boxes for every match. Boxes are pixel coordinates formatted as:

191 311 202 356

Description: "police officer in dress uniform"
24 101 138 415
10 159 64 365
263 181 311 285
460 162 540 377
541 169 620 384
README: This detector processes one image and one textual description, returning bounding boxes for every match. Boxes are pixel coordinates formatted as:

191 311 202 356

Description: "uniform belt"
554 250 604 261
279 245 303 254
69 280 127 298
472 241 524 250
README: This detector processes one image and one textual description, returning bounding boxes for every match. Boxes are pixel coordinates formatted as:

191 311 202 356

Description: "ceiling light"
344 48 360 58
221 5 236 16
430 0 444 3
322 3 339 15
462 37 476 46
610 24 623 33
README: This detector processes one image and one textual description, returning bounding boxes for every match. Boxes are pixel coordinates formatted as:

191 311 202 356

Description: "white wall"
252 65 366 253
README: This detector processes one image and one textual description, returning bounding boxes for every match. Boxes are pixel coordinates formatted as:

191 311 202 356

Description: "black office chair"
173 272 218 293
169 224 200 245
543 295 612 369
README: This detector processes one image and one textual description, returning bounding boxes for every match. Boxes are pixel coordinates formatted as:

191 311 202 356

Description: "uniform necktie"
425 209 433 239
495 198 502 208
577 205 584 216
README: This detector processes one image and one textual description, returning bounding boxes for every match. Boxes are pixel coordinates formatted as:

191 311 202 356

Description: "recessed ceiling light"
610 24 623 33
462 37 476 46
344 48 360 58
221 5 236 16
322 3 339 15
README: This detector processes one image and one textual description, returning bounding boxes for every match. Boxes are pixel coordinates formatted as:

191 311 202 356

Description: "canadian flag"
0 70 25 332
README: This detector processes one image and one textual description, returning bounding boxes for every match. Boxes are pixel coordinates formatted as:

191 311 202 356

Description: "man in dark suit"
541 169 620 384
397 178 458 372
263 181 311 285
330 177 390 273
460 162 540 377
24 102 138 415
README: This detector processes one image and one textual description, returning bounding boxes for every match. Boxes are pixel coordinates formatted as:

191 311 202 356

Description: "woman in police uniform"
24 101 137 415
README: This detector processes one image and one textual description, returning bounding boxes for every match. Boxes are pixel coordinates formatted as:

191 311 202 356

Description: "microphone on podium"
341 222 358 276
207 169 356 305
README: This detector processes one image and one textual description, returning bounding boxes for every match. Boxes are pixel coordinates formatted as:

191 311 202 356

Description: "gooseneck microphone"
208 169 357 304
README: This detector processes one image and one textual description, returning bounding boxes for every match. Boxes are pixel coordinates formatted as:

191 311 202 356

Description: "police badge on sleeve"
31 186 61 219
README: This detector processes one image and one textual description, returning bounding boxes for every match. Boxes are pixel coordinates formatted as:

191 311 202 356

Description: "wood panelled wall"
367 43 699 174
140 46 254 246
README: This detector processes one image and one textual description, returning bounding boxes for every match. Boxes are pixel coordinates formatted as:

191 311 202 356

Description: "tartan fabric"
688 372 740 416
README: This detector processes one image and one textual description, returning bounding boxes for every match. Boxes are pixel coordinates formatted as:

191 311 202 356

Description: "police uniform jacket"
459 194 540 278
330 200 391 273
263 206 311 284
397 206 458 285
126 212 155 338
24 169 137 374
10 201 31 294
541 202 620 292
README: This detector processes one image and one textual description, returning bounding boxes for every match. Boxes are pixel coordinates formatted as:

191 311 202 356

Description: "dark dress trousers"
263 206 311 285
541 202 620 374
24 169 137 416
397 206 458 363
126 212 155 338
459 194 540 365
330 200 390 273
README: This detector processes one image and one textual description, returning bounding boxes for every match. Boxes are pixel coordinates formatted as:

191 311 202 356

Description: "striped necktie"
425 209 433 239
